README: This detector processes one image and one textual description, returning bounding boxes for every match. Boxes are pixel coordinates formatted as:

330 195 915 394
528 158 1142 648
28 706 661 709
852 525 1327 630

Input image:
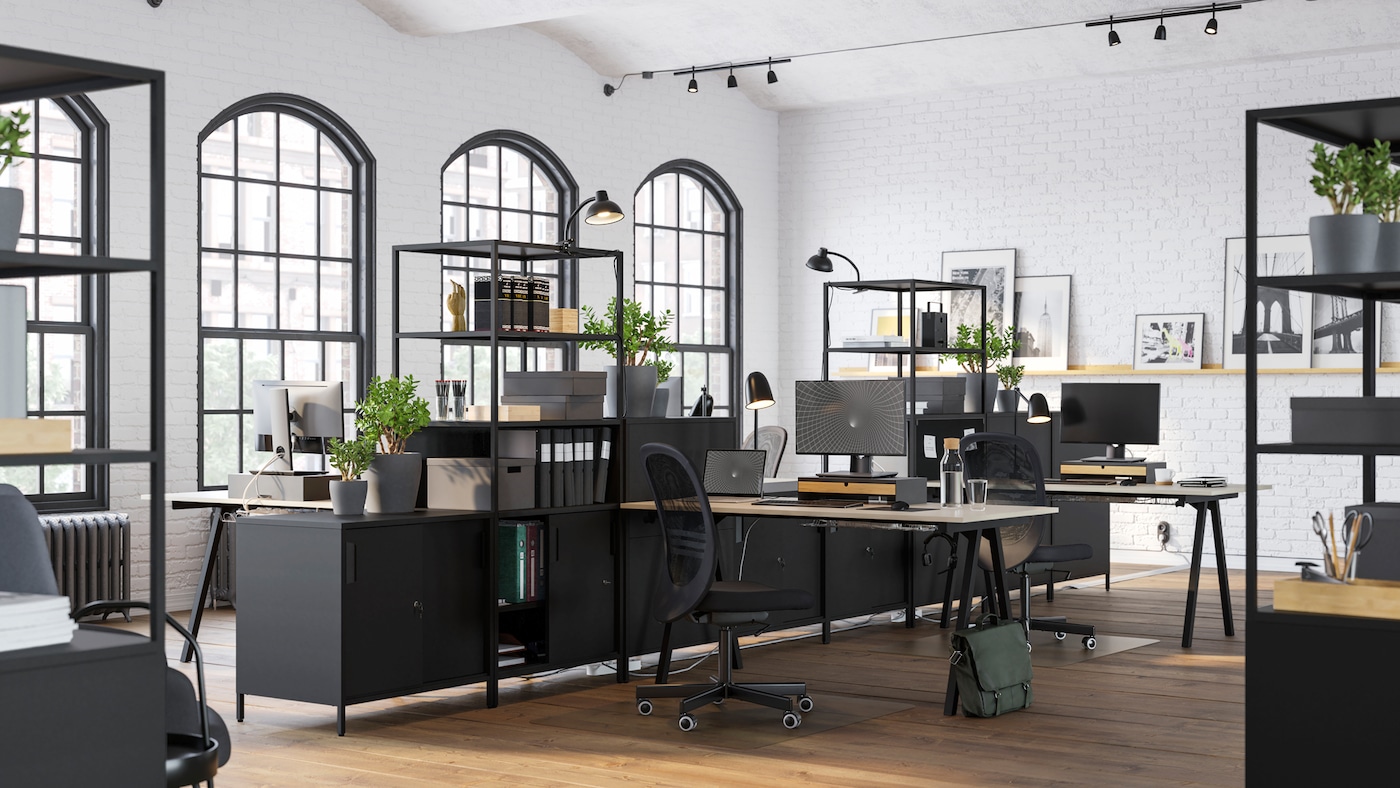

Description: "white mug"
1154 468 1174 485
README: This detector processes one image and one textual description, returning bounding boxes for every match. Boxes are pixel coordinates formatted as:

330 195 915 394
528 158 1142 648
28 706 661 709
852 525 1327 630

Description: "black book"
593 426 612 504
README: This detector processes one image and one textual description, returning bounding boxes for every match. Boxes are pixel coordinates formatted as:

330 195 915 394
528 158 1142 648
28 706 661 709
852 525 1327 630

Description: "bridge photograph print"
1224 235 1312 370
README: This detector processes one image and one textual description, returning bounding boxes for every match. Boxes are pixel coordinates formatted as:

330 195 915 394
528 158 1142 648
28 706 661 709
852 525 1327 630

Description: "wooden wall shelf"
835 363 1400 378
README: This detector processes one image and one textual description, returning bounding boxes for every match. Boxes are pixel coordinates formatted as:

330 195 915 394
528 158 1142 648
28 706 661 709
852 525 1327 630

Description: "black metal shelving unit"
817 278 988 475
0 43 166 784
1244 96 1400 786
390 239 625 707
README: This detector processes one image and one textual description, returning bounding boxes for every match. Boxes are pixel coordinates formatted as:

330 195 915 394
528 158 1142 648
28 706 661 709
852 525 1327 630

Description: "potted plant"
942 322 1018 414
0 106 32 251
1308 140 1385 274
579 297 677 417
995 360 1026 414
1363 140 1400 270
356 375 432 513
326 434 376 515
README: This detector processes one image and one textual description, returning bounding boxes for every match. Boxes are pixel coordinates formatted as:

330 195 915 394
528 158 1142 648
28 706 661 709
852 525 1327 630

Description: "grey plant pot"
363 452 422 514
1376 222 1400 272
994 388 1020 414
329 479 368 516
958 372 999 414
650 387 670 417
1310 214 1380 274
0 187 22 252
604 364 658 418
657 378 684 417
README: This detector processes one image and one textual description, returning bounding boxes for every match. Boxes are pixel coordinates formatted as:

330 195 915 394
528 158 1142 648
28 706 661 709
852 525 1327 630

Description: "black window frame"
195 94 375 490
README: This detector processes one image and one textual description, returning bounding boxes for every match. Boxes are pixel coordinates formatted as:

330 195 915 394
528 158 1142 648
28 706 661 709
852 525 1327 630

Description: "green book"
497 522 527 604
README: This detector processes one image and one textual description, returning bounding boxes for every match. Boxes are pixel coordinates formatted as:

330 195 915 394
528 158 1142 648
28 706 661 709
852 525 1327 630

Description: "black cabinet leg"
337 705 345 736
1210 501 1235 637
236 693 244 722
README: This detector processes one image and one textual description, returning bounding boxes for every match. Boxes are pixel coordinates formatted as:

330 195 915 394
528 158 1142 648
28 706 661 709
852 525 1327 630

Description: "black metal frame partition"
0 43 165 643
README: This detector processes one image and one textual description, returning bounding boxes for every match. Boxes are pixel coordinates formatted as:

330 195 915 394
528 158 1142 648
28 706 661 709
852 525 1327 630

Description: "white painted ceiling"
354 0 1400 111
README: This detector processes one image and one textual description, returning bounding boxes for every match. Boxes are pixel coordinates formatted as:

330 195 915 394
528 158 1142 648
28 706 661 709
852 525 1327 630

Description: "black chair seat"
699 581 814 613
165 733 219 787
1027 543 1092 564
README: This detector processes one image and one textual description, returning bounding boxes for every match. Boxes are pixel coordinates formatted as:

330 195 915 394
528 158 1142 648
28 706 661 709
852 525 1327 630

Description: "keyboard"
751 497 864 509
1046 478 1121 486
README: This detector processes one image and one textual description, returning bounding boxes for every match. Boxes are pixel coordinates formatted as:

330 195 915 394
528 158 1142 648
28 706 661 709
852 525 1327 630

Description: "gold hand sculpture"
446 280 467 332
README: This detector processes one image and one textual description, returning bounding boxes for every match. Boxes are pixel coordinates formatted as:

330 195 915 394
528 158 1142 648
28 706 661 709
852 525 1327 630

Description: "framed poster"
1311 293 1379 368
1224 235 1312 370
1013 275 1070 371
940 249 1015 371
867 308 932 374
1135 313 1204 370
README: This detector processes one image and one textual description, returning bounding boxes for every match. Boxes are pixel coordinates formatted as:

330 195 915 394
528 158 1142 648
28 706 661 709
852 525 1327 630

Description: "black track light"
767 57 778 84
687 67 698 93
727 67 737 88
1205 4 1218 34
1155 13 1167 40
1108 17 1121 46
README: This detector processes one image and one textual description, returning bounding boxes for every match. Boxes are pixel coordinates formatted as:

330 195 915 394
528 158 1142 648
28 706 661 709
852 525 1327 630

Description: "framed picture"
1224 235 1312 370
867 308 931 374
1135 313 1204 370
940 249 1015 371
1311 293 1379 369
1013 275 1070 371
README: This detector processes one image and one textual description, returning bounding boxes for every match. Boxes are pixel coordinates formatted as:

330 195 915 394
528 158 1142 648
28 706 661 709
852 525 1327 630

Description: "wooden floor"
134 564 1277 787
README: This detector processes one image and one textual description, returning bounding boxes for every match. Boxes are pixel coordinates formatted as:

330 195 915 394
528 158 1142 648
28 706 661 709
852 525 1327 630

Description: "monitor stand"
1079 444 1146 463
815 454 898 479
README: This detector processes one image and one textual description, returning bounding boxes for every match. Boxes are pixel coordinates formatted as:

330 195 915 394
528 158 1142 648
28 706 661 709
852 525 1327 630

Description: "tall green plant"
326 434 376 481
0 107 30 178
579 297 676 383
941 322 1019 376
1310 141 1385 215
354 375 431 454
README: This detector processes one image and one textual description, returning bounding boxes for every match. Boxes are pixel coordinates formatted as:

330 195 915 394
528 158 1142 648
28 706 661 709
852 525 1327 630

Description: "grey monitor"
794 379 906 478
251 380 345 473
703 449 767 497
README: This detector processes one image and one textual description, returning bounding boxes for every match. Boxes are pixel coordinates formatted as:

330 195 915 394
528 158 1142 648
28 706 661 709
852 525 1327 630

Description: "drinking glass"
967 478 989 511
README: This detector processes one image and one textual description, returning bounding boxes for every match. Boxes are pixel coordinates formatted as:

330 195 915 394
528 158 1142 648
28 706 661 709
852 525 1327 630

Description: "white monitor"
251 380 345 473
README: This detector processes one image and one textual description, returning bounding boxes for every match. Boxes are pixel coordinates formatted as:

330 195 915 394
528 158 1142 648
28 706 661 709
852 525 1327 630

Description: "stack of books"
472 275 551 332
0 592 76 653
1177 475 1228 488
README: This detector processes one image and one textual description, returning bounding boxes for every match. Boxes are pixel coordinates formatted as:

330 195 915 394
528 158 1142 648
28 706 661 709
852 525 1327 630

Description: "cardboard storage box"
1291 397 1400 445
502 371 607 397
427 457 537 511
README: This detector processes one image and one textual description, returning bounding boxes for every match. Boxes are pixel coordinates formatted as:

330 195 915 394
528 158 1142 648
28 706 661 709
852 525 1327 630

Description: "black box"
913 376 966 414
917 311 948 348
1345 503 1400 581
503 371 607 397
1291 398 1400 445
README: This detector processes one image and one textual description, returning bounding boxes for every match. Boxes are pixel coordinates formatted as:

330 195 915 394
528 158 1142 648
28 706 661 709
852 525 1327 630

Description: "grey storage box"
427 457 537 511
499 394 605 420
503 371 607 397
914 377 967 415
1345 503 1400 581
1291 398 1400 445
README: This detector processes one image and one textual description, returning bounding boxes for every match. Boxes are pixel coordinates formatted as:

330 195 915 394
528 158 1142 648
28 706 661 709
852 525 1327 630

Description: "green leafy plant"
0 106 31 177
1310 141 1386 215
354 375 431 454
326 434 376 481
941 322 1020 378
996 363 1025 391
1361 139 1400 222
578 297 677 383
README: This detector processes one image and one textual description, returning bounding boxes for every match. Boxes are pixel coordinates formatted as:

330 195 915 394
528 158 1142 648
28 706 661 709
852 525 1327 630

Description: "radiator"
38 512 131 615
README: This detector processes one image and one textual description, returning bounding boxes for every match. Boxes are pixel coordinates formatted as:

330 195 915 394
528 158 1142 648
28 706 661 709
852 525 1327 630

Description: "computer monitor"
794 379 906 478
251 380 345 473
1060 382 1160 462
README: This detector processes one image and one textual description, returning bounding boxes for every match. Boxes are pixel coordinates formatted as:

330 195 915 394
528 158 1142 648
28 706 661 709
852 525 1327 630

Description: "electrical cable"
238 448 287 516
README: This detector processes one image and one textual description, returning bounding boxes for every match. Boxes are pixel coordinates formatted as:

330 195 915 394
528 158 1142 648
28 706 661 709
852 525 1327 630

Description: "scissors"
1341 510 1374 578
1311 512 1334 576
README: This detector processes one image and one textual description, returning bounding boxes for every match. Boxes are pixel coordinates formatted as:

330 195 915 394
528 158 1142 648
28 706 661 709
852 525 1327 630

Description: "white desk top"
621 498 1056 530
152 491 333 510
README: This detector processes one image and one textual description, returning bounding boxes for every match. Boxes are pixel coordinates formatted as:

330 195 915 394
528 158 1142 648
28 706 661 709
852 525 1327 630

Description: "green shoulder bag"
948 613 1033 717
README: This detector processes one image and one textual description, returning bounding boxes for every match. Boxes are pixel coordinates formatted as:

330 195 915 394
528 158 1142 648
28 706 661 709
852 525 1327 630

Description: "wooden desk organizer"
1273 577 1400 621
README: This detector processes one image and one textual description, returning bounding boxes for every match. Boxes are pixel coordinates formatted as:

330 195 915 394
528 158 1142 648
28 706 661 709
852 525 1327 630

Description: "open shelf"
0 43 162 102
396 331 618 344
393 239 618 262
0 448 158 468
1259 273 1400 301
423 418 620 430
0 251 158 277
1256 442 1400 456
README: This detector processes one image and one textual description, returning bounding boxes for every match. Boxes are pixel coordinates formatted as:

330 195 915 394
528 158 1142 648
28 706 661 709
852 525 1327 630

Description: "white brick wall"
3 0 780 609
775 48 1400 571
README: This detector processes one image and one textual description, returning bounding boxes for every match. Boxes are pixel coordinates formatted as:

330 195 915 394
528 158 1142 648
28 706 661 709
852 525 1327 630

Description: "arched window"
440 131 575 393
196 95 374 489
0 96 108 511
633 161 741 416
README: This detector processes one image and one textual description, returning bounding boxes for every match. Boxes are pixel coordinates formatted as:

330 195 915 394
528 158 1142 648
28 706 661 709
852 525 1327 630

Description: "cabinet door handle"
345 542 356 584
602 579 612 586
777 557 786 569
414 600 424 619
866 546 875 558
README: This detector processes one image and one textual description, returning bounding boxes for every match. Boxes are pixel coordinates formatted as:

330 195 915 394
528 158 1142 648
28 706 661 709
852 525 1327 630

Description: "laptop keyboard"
751 497 864 508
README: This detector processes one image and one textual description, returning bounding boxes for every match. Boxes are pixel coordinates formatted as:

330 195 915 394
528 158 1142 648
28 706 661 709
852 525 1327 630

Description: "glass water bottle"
940 436 965 508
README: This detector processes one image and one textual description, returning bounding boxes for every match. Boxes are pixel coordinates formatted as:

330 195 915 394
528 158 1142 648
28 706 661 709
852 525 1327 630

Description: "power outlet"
1157 521 1171 548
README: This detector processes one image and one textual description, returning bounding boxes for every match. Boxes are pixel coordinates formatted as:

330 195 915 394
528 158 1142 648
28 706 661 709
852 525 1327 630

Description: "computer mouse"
890 500 910 511
1117 478 1136 486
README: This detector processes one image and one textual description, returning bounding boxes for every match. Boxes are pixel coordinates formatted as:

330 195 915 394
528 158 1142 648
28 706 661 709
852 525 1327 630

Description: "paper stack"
1177 475 1227 488
0 592 76 653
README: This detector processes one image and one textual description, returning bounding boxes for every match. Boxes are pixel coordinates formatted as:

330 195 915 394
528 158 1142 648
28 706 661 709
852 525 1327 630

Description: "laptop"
703 449 767 497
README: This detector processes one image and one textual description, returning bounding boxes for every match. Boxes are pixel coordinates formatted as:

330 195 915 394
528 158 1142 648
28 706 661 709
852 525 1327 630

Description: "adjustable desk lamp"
558 190 624 253
805 247 861 281
745 371 775 454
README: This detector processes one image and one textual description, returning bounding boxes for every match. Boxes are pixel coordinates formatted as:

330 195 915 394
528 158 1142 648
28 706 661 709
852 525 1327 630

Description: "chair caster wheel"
678 714 698 732
637 699 653 716
797 695 814 713
1054 631 1066 641
1083 636 1097 650
782 711 802 729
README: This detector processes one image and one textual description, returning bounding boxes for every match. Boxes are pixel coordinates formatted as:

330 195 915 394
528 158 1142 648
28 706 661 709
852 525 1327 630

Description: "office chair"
957 433 1098 650
635 442 815 731
0 484 232 786
742 425 788 477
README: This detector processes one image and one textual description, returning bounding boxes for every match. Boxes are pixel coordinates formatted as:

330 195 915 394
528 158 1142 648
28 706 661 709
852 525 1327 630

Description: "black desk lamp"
745 371 775 446
805 247 861 282
1023 391 1050 424
559 190 624 252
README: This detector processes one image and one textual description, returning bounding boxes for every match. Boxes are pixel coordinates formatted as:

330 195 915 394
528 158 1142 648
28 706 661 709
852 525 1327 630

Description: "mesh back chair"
742 425 788 478
959 432 1098 649
635 443 815 731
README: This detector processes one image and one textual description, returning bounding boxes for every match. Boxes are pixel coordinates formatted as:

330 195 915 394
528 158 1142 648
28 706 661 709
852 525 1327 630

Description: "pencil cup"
451 395 466 421
436 395 451 422
967 479 988 511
